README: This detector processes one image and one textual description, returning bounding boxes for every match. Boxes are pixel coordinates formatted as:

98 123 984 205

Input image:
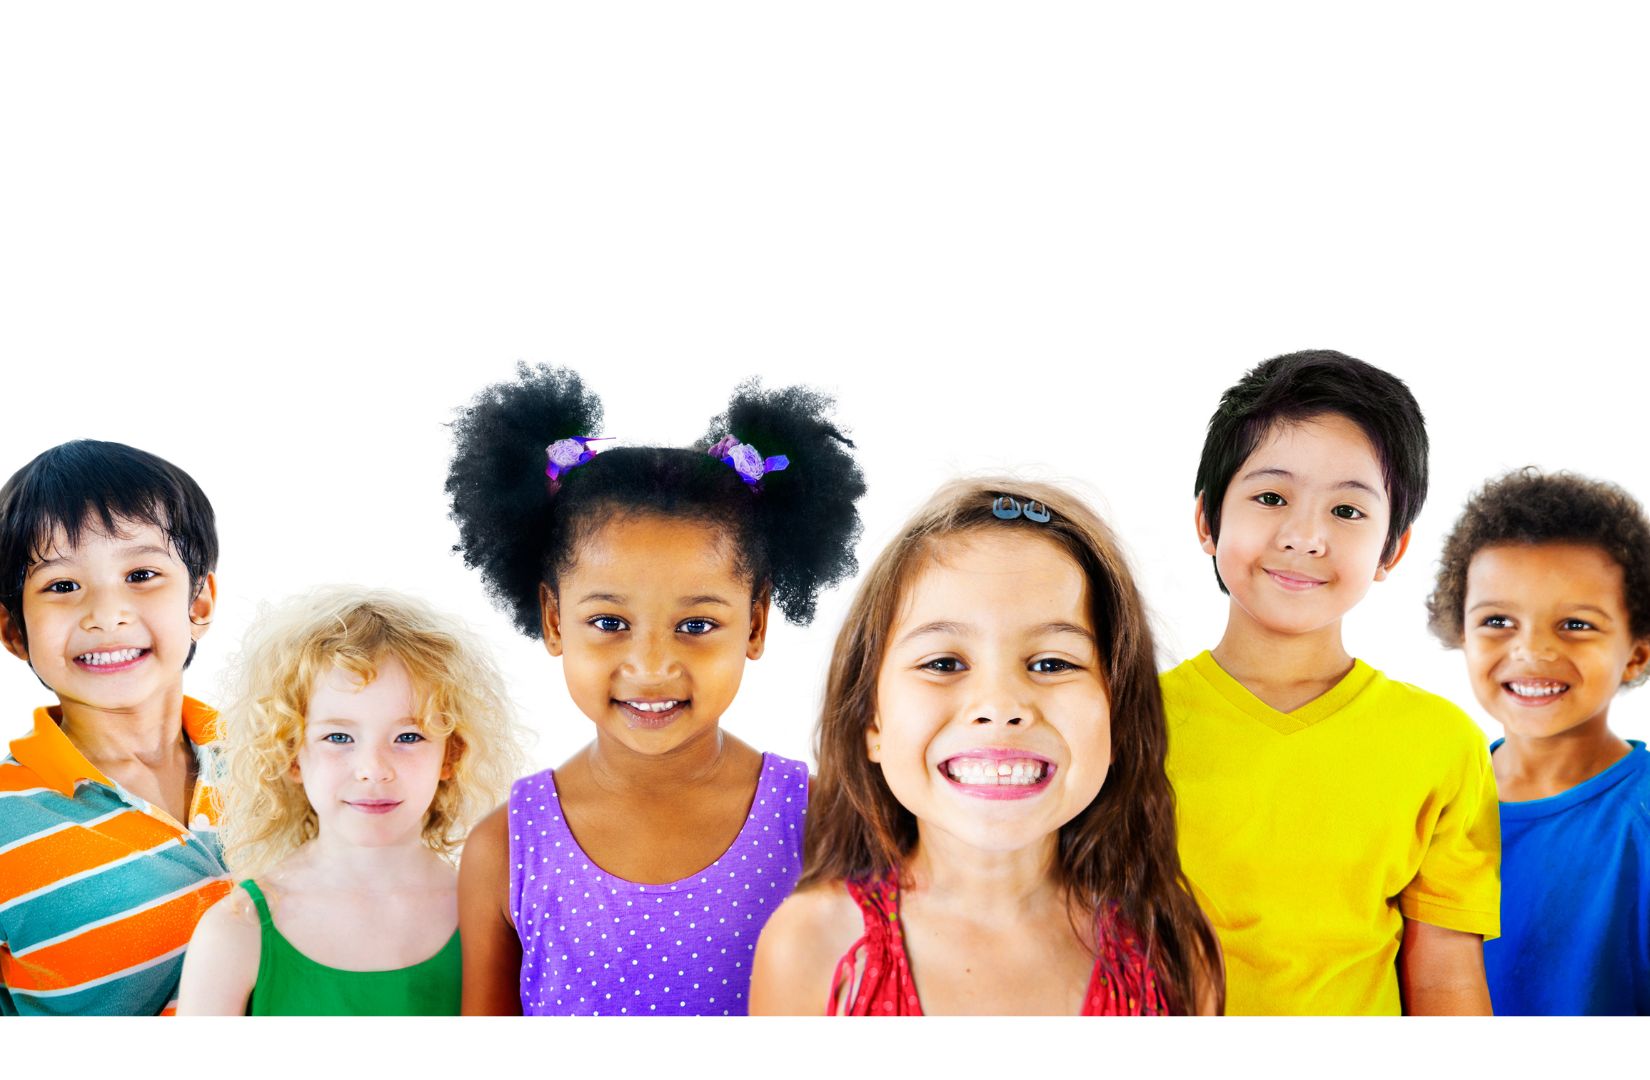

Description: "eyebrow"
25 544 176 579
574 592 735 608
1466 600 1615 618
1239 467 1383 500
895 620 1095 647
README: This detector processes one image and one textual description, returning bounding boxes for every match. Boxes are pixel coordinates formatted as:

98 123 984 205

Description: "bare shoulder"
193 883 262 943
175 884 262 1015
749 880 863 1016
461 802 510 868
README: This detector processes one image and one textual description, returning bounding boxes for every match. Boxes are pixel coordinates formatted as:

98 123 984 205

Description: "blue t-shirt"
1485 739 1650 1015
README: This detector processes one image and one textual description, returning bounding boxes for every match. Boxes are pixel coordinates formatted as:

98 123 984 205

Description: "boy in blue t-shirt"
1428 469 1650 1014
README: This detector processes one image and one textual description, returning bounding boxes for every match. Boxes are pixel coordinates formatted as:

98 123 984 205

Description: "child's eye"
589 616 629 633
1560 618 1597 632
1330 505 1365 521
322 732 353 744
1029 657 1076 674
44 580 79 594
677 618 718 635
1479 615 1514 630
394 732 426 743
126 568 159 583
1255 492 1285 507
920 657 966 674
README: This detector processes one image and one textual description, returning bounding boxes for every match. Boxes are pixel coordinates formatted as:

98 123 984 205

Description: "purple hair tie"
707 434 789 487
545 436 608 493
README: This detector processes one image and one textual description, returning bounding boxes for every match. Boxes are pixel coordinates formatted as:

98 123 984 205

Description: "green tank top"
240 879 461 1016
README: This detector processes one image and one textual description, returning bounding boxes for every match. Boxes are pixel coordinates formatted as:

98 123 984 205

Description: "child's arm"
458 804 523 1016
1397 919 1492 1015
174 889 260 1015
749 885 861 1016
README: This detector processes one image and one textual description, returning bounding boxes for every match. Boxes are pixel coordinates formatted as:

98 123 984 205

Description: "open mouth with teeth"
939 753 1056 800
74 647 151 672
615 698 689 729
1502 679 1571 705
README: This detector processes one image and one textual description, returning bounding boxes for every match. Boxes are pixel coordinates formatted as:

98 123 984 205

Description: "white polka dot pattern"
507 752 809 1016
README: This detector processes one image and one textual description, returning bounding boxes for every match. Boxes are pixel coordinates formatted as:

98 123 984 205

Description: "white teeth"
944 758 1048 786
1507 681 1568 698
625 700 682 713
78 648 143 666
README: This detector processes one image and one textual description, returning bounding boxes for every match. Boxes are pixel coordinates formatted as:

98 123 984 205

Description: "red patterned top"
829 871 1170 1016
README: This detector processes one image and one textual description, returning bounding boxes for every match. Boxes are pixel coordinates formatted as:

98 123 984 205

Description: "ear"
539 583 564 658
864 715 883 763
1195 492 1217 557
746 588 771 661
1624 639 1650 685
188 572 218 640
1373 527 1413 582
0 606 29 663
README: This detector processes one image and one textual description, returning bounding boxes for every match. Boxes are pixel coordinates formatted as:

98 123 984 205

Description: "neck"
585 724 732 795
906 826 1065 917
1211 605 1352 691
295 827 442 888
55 685 189 767
1495 713 1632 799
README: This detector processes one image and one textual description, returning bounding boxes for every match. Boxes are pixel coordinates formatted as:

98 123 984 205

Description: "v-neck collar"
1189 650 1377 735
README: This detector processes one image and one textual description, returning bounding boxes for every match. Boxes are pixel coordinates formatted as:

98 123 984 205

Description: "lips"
1263 569 1327 591
938 749 1056 800
72 647 151 673
346 799 402 815
615 698 689 729
1501 678 1571 706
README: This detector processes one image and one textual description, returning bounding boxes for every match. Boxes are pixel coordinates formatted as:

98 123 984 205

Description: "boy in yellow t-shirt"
1164 350 1499 1015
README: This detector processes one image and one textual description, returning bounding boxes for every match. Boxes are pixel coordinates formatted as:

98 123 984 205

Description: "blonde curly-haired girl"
176 586 525 1015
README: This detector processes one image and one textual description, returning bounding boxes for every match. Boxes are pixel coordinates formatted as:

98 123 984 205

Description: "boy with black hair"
0 440 229 1015
1428 470 1650 1015
1163 350 1499 1015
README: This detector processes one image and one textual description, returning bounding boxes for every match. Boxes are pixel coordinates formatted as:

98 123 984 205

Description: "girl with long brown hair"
750 479 1223 1015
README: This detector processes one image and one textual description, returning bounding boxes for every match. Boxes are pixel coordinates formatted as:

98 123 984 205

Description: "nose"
1510 626 1559 663
356 744 395 783
1275 507 1325 556
622 627 683 682
967 661 1032 727
79 582 134 633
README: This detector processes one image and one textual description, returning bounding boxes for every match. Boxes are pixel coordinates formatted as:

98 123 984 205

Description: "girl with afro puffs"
448 366 865 1015
1428 469 1650 1014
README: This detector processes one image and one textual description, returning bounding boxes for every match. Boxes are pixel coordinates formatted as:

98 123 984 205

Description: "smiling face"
294 656 449 849
1199 413 1406 638
541 513 767 755
1 517 215 713
1462 542 1650 741
868 530 1111 854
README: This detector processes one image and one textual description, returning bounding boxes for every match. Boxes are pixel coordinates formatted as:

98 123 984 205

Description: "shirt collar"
8 696 218 798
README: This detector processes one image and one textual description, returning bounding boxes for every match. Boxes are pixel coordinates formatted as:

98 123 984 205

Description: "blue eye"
1255 492 1285 507
1331 505 1365 520
322 732 353 744
395 732 426 743
1029 657 1076 674
920 657 965 674
590 616 628 633
677 618 717 635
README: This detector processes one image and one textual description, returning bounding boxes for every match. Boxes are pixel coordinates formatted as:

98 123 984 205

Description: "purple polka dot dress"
507 752 809 1016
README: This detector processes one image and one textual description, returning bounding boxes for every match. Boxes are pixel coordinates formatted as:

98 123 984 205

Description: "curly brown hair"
1426 469 1650 673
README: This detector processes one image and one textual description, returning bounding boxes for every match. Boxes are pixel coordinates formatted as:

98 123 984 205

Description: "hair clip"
545 436 609 492
991 496 1052 522
707 434 789 487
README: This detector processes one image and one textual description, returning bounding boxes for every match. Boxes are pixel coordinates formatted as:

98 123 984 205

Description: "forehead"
1466 542 1628 607
566 514 745 591
28 515 178 568
1239 413 1386 490
895 531 1091 631
307 655 419 716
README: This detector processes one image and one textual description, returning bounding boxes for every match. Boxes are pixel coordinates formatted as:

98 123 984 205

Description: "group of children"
1 350 1645 1017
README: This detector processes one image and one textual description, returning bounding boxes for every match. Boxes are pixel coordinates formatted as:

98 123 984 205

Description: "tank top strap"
1083 902 1170 1016
830 870 922 1016
239 879 275 928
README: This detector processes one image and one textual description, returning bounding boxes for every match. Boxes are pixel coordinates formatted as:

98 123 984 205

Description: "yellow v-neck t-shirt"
1162 651 1500 1015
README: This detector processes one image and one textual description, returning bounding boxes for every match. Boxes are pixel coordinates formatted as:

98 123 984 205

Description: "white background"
3 3 1647 770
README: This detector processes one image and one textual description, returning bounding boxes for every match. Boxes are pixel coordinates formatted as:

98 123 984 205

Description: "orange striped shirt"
0 697 230 1015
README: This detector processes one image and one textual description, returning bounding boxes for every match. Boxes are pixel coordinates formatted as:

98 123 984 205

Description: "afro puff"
1426 469 1650 659
446 364 866 637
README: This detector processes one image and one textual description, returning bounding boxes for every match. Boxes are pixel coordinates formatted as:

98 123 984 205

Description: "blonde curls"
215 586 528 879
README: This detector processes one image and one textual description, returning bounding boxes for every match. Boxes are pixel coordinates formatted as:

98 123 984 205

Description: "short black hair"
1194 349 1429 592
446 364 868 637
1427 470 1650 663
0 440 219 658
